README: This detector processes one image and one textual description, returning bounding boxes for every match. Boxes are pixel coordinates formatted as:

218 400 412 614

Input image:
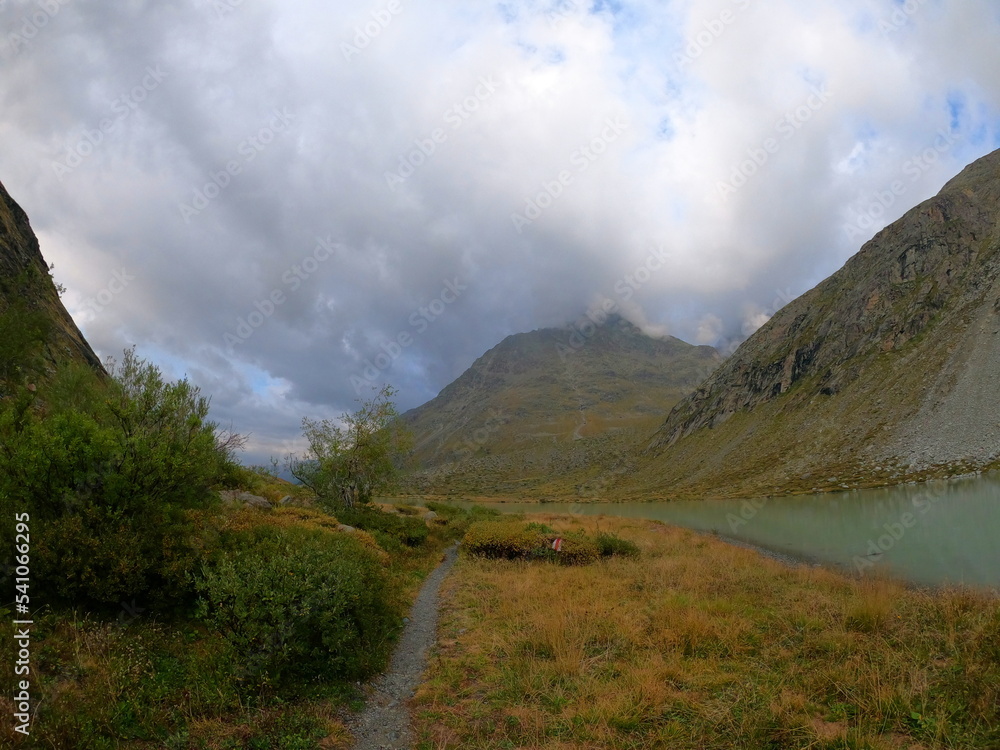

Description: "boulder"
218 490 272 509
242 494 272 509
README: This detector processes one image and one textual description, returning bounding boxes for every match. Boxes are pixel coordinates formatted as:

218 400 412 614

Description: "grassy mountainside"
403 316 721 498
0 179 104 379
628 148 1000 500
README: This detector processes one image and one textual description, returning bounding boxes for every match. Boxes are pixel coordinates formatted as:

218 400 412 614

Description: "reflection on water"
458 474 1000 590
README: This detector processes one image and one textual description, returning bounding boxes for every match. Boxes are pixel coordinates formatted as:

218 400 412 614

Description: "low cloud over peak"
2 0 998 463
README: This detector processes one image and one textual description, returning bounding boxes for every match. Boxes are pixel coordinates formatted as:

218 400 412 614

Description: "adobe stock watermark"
384 75 501 191
557 244 669 361
224 235 340 351
852 483 946 574
738 286 799 338
545 0 579 30
510 116 628 234
1 0 72 61
675 0 752 68
341 0 402 62
842 129 959 243
81 268 134 317
350 278 467 394
727 496 769 534
717 84 834 199
178 107 294 223
117 600 145 628
206 0 245 21
52 65 168 181
879 0 929 36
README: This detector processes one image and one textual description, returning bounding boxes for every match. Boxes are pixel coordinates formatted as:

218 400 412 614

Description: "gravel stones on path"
349 543 459 750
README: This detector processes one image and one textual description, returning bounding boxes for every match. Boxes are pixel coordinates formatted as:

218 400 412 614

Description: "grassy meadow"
414 514 1000 750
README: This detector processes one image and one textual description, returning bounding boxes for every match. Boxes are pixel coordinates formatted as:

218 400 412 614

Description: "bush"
595 532 641 559
525 521 555 534
464 521 606 565
335 504 428 547
463 521 544 560
0 349 237 610
195 524 398 687
424 501 502 535
32 505 200 608
553 533 600 566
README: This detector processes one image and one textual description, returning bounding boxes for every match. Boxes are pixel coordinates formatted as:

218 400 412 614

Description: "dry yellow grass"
413 514 1000 749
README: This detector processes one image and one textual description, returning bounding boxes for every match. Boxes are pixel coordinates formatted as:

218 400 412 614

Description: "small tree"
288 385 411 509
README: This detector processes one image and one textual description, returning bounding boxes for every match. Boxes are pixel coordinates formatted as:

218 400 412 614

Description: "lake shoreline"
412 473 1000 590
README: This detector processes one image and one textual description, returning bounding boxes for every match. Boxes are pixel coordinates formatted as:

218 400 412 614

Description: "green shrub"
424 501 502 535
370 529 405 555
32 505 201 608
525 521 555 534
595 532 641 558
335 504 428 547
195 524 398 687
0 349 236 610
215 459 263 492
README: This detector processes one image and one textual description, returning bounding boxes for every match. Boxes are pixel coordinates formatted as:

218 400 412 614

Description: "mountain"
629 148 1000 500
0 179 104 380
403 314 721 497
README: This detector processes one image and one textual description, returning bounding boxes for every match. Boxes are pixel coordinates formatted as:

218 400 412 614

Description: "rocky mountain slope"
630 148 1000 500
0 179 103 379
403 315 721 497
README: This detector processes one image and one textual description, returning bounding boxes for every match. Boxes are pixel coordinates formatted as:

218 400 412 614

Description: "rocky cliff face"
0 179 104 376
635 148 1000 499
403 315 721 497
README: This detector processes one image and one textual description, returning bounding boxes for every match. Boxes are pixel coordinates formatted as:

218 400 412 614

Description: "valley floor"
412 514 1000 750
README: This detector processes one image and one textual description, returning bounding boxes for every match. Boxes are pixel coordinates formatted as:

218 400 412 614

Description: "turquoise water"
458 474 1000 590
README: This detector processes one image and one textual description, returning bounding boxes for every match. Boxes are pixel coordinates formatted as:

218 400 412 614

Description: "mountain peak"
403 320 721 496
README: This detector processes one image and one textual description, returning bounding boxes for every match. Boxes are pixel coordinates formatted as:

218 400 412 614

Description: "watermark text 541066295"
13 511 33 736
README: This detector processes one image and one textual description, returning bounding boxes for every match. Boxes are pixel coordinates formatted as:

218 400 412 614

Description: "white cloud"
1 0 998 463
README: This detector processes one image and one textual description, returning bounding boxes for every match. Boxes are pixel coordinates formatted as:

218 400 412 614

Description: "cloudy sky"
2 0 999 464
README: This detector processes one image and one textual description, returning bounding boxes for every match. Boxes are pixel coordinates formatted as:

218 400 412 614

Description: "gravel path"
348 543 458 750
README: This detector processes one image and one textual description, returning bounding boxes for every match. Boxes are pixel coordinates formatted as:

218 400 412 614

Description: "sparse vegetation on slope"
0 179 104 376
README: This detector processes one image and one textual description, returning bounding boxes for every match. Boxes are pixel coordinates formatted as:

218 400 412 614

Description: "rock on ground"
218 490 272 509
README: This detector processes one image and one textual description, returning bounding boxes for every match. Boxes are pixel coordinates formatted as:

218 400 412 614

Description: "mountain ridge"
0 179 104 378
402 314 721 496
627 147 1000 499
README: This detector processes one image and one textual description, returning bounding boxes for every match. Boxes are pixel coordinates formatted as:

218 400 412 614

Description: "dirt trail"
348 543 458 750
